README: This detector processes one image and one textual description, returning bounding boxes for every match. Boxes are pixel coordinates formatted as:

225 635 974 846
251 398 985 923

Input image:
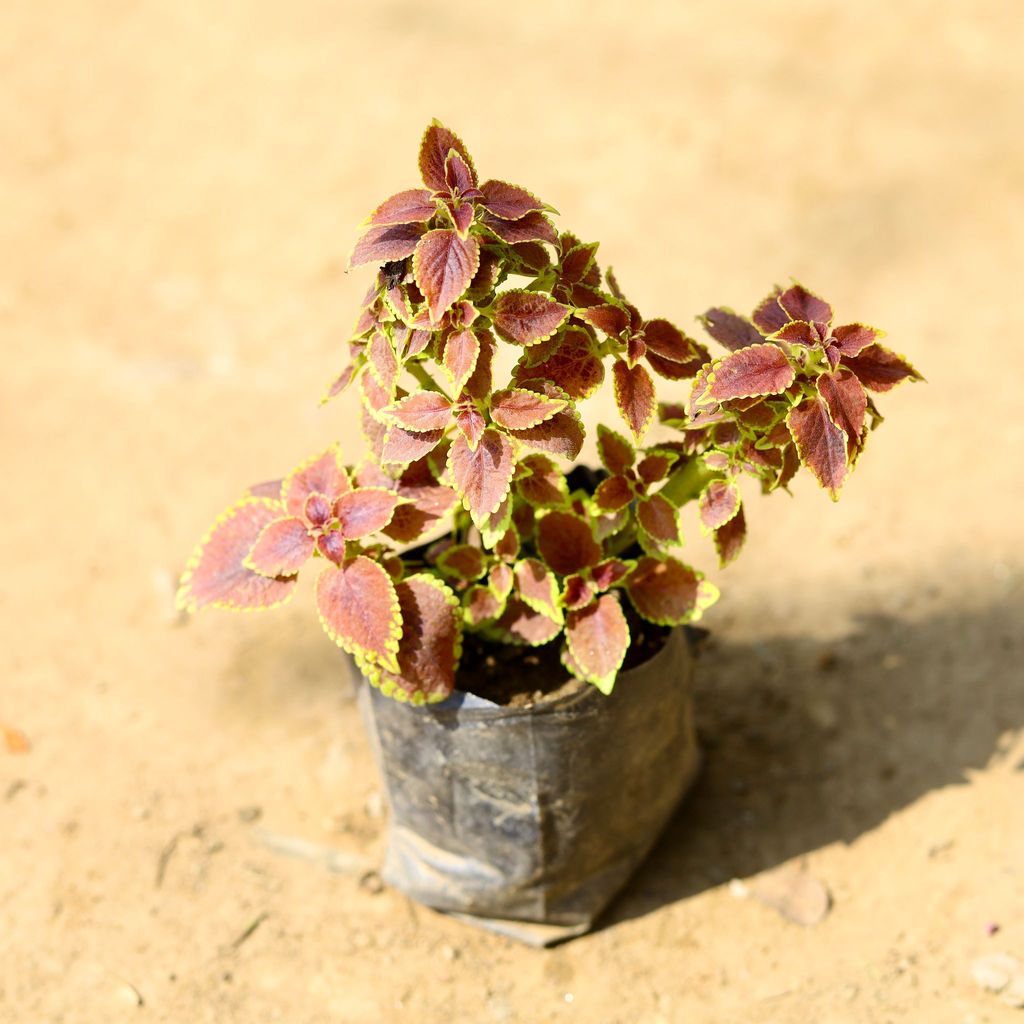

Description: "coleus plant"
177 120 921 704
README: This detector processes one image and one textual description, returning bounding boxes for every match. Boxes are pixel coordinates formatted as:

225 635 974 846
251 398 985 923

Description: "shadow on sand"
602 583 1024 927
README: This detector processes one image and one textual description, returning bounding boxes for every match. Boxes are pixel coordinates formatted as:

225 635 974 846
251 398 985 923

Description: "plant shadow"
602 584 1024 927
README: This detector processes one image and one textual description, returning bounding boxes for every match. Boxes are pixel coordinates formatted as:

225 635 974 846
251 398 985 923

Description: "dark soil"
457 603 672 707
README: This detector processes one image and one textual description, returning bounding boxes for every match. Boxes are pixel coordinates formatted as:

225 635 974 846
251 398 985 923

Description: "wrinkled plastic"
356 625 701 945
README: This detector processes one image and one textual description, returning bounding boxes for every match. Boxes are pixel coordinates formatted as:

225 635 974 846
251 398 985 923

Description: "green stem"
659 456 720 508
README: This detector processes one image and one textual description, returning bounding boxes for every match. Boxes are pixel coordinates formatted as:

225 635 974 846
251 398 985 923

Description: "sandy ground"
3 1 1023 1021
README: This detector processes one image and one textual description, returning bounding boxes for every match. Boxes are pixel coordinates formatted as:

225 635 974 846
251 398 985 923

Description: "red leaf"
514 558 562 622
625 556 718 625
316 557 401 670
773 320 823 346
830 322 880 359
382 482 458 543
442 328 479 394
283 448 350 516
612 359 656 441
643 318 694 363
701 343 795 404
481 211 558 245
513 325 605 400
447 200 474 238
479 179 547 220
594 475 634 512
637 493 680 544
816 368 867 457
444 151 476 194
366 188 437 227
490 387 567 430
751 287 789 334
787 396 849 499
455 406 486 448
537 510 602 576
563 575 596 610
493 597 562 646
463 584 503 627
413 229 480 324
447 428 516 523
701 308 765 351
590 558 632 591
490 561 514 598
576 303 630 338
245 516 314 577
463 329 495 400
492 289 570 347
386 392 453 432
381 425 445 465
502 380 584 459
334 487 402 539
637 453 676 486
698 479 742 531
367 332 399 393
245 478 284 500
437 544 488 581
515 454 568 508
842 343 922 392
419 121 476 192
778 284 833 327
565 594 629 693
177 498 298 612
380 575 461 704
350 223 425 268
713 505 747 566
596 424 635 475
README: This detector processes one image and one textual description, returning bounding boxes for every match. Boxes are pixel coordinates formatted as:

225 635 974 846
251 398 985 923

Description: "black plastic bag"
357 625 700 946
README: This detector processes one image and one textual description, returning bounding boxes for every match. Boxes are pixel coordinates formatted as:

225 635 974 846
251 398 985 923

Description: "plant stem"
659 456 720 508
407 360 449 398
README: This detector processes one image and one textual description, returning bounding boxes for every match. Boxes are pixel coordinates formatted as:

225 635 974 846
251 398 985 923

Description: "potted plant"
177 121 920 943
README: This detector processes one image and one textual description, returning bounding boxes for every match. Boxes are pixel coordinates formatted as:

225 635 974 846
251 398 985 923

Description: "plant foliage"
178 121 921 704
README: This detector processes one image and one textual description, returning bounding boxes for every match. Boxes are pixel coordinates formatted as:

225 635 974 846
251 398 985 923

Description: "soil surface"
3 3 1024 1022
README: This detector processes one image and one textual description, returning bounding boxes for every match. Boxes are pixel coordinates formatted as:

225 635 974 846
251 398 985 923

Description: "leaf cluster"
178 121 921 703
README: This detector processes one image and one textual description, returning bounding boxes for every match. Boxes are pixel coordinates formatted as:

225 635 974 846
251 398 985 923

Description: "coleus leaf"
816 368 867 458
786 396 849 499
447 428 516 525
382 478 458 543
513 325 605 400
367 333 400 394
386 391 453 432
503 380 584 459
515 454 569 508
316 556 401 673
481 211 558 245
366 189 437 227
563 575 596 610
380 574 462 704
492 289 570 347
245 516 314 577
463 329 496 400
751 287 789 334
176 498 298 613
479 179 547 221
594 475 634 512
773 320 822 347
413 229 480 324
350 223 425 268
842 343 922 392
700 308 765 351
334 487 403 540
637 493 680 545
576 303 631 338
565 594 629 694
447 200 474 238
444 151 476 195
419 121 476 192
442 328 479 394
637 452 677 486
492 597 562 646
596 424 635 475
495 523 520 562
699 343 795 405
536 510 602 576
514 558 562 623
283 447 350 515
245 478 285 500
643 318 695 363
713 505 747 567
698 479 742 532
489 561 514 599
463 584 504 627
778 283 833 328
829 323 880 360
381 425 445 466
625 556 719 626
453 406 484 450
590 558 632 591
490 387 567 430
612 359 656 442
437 543 488 582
